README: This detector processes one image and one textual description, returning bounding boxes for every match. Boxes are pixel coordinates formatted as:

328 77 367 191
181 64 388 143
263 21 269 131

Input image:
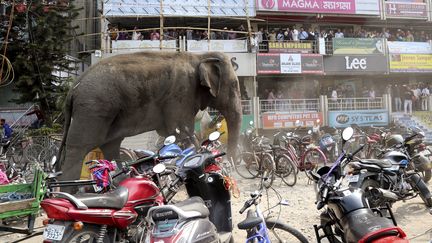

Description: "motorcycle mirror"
249 121 254 126
50 156 57 166
164 136 176 146
153 163 166 174
308 130 312 135
342 127 354 141
209 131 221 142
216 123 222 129
175 128 180 134
295 120 301 127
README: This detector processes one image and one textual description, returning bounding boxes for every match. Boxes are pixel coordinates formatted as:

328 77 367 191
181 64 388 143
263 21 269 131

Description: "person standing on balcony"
132 26 141 40
335 29 344 38
186 29 193 40
403 85 413 115
277 30 284 42
284 28 293 41
421 85 430 111
150 30 160 41
299 27 308 41
292 27 299 41
256 28 264 44
406 31 414 42
392 84 402 112
269 30 276 41
228 28 237 40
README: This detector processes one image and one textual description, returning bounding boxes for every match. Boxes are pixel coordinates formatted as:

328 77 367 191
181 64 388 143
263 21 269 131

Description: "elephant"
56 51 242 184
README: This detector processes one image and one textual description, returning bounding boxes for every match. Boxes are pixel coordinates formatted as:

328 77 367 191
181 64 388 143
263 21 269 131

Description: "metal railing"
328 97 384 111
207 100 252 116
260 99 320 113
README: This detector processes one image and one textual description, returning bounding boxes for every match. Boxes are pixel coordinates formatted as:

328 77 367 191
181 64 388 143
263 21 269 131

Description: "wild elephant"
56 51 242 183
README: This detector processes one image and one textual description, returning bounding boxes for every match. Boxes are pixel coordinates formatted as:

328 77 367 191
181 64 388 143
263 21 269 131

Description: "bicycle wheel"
24 143 44 163
303 148 326 180
37 144 59 172
261 153 275 189
275 154 297 187
234 151 260 179
265 219 309 243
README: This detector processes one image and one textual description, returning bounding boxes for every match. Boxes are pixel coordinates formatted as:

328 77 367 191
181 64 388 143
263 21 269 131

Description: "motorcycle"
403 126 431 182
311 127 409 243
41 141 179 243
145 131 233 243
347 131 432 208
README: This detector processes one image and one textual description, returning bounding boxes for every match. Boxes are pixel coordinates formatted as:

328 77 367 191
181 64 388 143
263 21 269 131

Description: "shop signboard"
104 0 255 17
262 112 323 129
323 54 388 74
224 53 257 76
111 40 177 53
257 54 323 74
389 54 432 72
256 0 380 15
333 38 384 54
328 110 389 127
268 41 313 53
187 40 248 53
387 41 432 54
385 2 427 18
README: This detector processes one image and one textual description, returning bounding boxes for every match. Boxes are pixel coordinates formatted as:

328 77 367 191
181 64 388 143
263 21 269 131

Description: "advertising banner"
328 110 389 127
187 40 248 53
111 40 177 53
280 54 302 73
268 41 313 53
104 0 256 17
385 2 427 18
262 112 323 129
257 54 324 74
224 53 257 76
333 38 384 54
323 54 388 74
388 41 432 54
389 54 432 72
256 0 380 15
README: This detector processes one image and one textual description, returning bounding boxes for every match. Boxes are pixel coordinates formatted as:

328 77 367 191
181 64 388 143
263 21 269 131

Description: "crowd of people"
389 83 431 115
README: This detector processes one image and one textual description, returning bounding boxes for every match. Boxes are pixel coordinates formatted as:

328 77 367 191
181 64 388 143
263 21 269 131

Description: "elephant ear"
199 58 222 98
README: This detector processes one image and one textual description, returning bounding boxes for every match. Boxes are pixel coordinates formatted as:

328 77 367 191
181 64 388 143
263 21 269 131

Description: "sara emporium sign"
104 0 256 17
268 41 313 53
262 112 323 129
323 55 388 74
328 110 389 127
257 53 323 74
257 0 380 15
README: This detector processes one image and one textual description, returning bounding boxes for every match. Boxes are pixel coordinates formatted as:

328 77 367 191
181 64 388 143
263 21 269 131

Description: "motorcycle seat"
173 196 210 218
74 186 129 210
150 197 210 221
358 159 393 168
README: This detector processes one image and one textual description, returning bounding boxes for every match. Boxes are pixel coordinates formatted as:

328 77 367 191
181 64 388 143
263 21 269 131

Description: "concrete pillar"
320 95 328 126
252 97 260 129
428 96 432 111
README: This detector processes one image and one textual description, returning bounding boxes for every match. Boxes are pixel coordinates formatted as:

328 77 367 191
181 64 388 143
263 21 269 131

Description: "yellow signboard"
390 54 432 72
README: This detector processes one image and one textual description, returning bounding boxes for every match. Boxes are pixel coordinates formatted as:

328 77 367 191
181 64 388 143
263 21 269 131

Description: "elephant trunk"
223 102 242 162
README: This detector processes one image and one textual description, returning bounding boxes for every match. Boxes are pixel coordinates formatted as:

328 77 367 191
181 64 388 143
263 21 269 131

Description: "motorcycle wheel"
63 225 111 243
409 174 432 207
361 179 382 208
420 169 431 183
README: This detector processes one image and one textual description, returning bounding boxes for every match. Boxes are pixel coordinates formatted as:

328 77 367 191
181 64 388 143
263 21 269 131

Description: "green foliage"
1 1 80 126
26 123 63 137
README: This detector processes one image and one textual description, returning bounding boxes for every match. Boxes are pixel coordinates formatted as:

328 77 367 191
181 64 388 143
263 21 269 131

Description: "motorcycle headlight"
246 129 252 135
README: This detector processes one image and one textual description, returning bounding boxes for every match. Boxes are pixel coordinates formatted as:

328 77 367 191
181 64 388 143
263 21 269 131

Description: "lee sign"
328 110 389 127
324 54 388 74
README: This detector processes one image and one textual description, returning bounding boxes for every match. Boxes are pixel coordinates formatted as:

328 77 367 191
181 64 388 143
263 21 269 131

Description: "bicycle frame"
244 203 272 243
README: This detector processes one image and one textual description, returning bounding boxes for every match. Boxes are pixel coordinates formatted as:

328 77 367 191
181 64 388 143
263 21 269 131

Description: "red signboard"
262 112 323 129
385 2 427 18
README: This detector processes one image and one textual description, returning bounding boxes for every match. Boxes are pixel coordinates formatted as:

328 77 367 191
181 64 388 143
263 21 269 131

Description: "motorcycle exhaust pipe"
369 188 399 201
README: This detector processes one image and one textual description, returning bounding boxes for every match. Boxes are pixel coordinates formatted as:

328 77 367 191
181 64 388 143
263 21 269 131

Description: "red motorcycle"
41 154 176 243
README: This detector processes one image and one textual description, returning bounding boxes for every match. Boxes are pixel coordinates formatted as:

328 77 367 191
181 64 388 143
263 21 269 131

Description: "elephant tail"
56 91 73 171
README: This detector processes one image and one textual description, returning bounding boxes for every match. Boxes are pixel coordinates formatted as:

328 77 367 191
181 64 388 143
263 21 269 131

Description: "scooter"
145 131 233 243
311 127 409 243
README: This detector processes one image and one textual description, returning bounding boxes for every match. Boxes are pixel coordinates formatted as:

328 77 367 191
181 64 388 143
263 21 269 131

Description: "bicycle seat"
238 209 263 230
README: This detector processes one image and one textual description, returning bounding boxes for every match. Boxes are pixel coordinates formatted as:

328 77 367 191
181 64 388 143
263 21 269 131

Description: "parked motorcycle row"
38 120 432 243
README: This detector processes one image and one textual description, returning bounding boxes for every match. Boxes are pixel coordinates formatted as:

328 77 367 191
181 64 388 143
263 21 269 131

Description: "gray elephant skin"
56 51 242 183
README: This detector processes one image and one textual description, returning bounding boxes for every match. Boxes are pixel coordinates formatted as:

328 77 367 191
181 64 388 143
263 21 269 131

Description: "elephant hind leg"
100 138 123 161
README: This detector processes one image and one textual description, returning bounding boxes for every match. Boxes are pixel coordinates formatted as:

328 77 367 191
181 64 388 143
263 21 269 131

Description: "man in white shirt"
335 29 344 38
421 86 430 111
292 27 299 41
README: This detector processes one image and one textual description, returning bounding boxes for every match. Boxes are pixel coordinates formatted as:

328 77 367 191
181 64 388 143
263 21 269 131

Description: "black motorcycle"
347 131 432 208
311 127 409 243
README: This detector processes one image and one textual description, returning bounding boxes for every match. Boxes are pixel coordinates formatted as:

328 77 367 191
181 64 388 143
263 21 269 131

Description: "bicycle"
237 176 309 243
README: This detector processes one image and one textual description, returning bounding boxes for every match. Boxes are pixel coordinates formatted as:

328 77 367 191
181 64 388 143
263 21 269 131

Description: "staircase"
0 105 37 147
392 112 432 144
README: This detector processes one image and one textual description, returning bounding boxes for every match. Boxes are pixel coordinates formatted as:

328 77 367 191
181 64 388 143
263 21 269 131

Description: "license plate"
347 174 359 183
43 224 65 241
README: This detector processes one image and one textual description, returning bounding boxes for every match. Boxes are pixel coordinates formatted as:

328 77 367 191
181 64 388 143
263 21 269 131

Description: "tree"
0 0 79 126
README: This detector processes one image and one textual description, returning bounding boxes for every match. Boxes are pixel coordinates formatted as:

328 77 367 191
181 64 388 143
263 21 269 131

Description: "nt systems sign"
324 54 388 74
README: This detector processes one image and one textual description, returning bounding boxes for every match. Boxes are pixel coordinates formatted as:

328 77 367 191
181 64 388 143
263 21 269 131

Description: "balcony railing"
328 97 384 111
260 99 320 113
